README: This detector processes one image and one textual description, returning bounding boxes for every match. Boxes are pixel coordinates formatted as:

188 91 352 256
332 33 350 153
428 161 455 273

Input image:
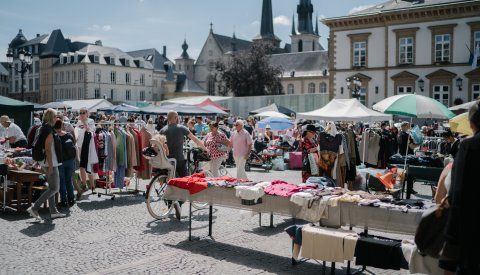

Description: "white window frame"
435 34 451 62
319 82 327 94
94 69 101 83
126 72 131 84
433 85 450 106
473 84 480 100
110 71 116 84
94 88 100 99
140 90 145 101
359 87 367 106
140 74 145 85
287 84 294 94
397 86 413 94
94 55 99 63
308 83 316 94
353 41 366 67
399 37 413 64
78 70 83 82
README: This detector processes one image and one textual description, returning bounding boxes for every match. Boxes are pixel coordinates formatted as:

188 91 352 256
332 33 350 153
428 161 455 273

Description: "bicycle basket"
193 149 210 162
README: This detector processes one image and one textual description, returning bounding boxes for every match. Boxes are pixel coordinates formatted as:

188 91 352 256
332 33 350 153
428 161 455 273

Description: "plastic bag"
272 157 285 171
410 125 423 145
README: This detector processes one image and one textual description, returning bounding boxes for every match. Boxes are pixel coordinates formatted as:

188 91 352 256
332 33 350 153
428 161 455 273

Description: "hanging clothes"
300 137 318 183
138 127 152 179
124 129 136 177
132 128 145 172
318 131 342 178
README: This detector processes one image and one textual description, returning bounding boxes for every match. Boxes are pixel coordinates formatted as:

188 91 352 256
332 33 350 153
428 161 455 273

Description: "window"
110 89 114 100
359 87 367 106
298 39 303 52
95 88 100 99
72 71 76 82
78 70 84 81
207 76 215 95
110 57 115 65
55 72 59 84
178 65 182 71
110 71 116 84
29 79 33 91
308 83 316 94
125 59 130 67
140 90 145 101
66 71 70 83
126 89 131 100
433 85 450 106
78 87 83 99
95 69 101 83
94 55 99 63
474 31 480 65
208 61 215 71
34 60 39 73
153 79 158 87
35 78 39 91
126 72 131 84
60 72 65 83
399 37 413 64
435 34 451 62
54 89 58 99
473 84 480 100
287 84 294 94
15 80 18 92
353 42 366 67
72 88 76 99
319 82 327 94
60 88 64 99
140 74 145 85
398 86 413 94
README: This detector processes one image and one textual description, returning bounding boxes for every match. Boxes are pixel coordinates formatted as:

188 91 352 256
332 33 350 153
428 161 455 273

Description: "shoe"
173 202 182 220
76 190 83 201
58 201 68 208
27 206 42 221
408 189 418 195
50 212 67 219
68 199 75 207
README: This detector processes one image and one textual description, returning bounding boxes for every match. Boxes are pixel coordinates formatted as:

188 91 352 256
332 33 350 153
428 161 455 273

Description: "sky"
0 0 382 62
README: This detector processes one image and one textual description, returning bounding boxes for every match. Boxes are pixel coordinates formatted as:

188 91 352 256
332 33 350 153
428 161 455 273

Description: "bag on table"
414 196 449 258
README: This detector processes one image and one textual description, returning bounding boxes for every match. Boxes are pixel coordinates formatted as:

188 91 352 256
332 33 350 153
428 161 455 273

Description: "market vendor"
0 115 27 148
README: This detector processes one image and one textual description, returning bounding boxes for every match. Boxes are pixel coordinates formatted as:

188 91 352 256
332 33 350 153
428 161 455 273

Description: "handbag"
308 153 319 175
414 196 449 258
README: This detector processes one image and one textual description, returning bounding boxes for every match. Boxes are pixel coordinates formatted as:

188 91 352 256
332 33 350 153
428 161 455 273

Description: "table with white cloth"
163 185 424 241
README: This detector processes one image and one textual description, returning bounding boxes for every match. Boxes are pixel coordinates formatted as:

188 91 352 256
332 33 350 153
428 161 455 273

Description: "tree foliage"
215 43 283 97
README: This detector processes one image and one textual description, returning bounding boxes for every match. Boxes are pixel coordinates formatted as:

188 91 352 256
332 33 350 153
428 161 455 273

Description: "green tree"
215 43 283 97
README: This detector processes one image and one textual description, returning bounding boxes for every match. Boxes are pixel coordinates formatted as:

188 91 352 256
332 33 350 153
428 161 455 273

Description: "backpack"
32 125 53 162
60 133 76 161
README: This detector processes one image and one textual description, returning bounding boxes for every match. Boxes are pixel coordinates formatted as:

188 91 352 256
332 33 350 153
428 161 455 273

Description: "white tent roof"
297 99 392 122
160 96 231 105
253 111 290 119
449 100 478 111
62 99 113 112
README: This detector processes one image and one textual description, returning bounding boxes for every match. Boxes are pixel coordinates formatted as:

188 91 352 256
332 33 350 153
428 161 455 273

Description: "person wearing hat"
300 124 318 182
264 125 274 143
0 115 27 148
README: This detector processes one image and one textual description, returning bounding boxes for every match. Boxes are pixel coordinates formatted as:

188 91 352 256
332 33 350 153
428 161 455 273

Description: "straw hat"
0 115 11 124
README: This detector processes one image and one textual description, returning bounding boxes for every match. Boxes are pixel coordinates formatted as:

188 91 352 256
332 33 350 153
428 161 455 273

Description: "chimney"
95 40 103 46
36 34 40 37
163 46 167 58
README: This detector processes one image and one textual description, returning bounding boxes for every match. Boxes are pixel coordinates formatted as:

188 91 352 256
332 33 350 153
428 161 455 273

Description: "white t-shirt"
0 123 27 141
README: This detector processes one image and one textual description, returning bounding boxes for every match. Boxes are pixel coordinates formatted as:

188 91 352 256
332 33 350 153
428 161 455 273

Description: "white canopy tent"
449 100 478 111
297 99 392 122
253 111 290 119
62 99 113 113
160 96 231 106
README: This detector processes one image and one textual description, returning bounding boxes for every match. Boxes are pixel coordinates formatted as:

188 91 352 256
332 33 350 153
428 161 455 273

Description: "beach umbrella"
253 111 290 119
372 94 455 119
257 117 294 131
449 112 473 136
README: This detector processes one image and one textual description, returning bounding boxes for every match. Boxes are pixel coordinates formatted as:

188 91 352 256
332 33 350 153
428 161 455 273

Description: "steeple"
315 14 319 35
210 22 213 33
181 39 189 59
291 14 296 35
297 0 314 34
231 32 237 52
260 0 274 37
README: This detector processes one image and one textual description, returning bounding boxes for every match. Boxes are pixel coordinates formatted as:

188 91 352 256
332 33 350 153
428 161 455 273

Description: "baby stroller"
245 139 273 172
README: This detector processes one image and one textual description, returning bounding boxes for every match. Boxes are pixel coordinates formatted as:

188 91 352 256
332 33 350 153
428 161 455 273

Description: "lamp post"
346 76 362 100
6 47 32 102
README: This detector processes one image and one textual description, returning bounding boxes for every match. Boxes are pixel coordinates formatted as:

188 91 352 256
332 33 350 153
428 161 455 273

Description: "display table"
1 169 42 212
163 185 424 240
389 164 443 198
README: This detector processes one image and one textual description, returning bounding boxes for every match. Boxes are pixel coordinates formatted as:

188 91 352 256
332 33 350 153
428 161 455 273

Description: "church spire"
291 14 296 35
260 0 274 37
297 0 314 34
231 32 237 52
315 14 319 35
181 38 189 59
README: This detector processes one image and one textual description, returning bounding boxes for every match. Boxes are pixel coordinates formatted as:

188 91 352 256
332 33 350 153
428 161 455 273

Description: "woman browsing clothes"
203 121 231 177
300 124 318 183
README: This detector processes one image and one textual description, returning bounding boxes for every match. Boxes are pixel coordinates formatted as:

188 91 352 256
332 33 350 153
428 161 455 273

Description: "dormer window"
125 59 130 66
70 56 75 64
94 55 99 63
146 55 153 61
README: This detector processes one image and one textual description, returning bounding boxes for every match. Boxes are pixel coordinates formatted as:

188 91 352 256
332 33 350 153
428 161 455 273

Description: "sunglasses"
80 112 87 115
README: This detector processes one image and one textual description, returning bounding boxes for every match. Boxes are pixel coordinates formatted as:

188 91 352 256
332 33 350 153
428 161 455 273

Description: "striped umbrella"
372 94 455 119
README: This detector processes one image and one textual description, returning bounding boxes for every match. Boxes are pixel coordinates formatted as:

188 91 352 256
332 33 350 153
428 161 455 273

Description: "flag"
472 44 480 69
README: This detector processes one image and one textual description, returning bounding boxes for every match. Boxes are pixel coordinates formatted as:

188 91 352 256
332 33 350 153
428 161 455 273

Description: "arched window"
308 83 315 94
287 84 294 94
319 82 327 94
298 40 303 52
207 75 215 95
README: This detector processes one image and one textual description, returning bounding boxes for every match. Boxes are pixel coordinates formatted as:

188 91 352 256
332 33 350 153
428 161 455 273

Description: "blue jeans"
58 159 75 203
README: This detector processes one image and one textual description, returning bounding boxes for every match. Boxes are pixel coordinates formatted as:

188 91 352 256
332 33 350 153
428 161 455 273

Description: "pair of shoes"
58 201 68 208
50 212 67 219
68 199 75 207
76 190 83 201
27 206 42 221
173 202 182 220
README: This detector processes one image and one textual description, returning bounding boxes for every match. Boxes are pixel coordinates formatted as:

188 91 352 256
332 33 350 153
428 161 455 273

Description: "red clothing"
168 173 209 194
133 128 145 171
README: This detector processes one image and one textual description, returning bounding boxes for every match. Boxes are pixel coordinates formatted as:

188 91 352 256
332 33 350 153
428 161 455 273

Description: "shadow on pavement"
76 195 144 211
166 239 326 275
19 220 56 237
242 218 295 236
0 209 32 222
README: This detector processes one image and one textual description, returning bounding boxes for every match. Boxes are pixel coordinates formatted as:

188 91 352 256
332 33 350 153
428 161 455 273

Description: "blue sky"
1 0 381 62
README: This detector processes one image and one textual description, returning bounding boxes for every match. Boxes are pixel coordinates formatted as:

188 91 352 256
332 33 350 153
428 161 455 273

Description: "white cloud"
251 20 260 26
88 24 112 32
349 5 375 15
273 15 290 26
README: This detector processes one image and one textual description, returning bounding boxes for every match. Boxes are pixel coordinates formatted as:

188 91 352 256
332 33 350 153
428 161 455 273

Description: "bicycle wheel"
218 165 229 176
146 174 172 219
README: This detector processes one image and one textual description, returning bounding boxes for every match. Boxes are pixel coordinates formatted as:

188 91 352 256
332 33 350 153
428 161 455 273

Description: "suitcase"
289 152 303 170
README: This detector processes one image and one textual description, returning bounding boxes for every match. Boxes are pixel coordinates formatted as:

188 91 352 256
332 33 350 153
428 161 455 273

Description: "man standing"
0 115 27 148
194 116 207 137
159 111 207 219
230 120 253 180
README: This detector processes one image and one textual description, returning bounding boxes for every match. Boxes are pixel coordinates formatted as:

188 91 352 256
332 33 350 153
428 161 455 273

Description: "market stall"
0 95 34 134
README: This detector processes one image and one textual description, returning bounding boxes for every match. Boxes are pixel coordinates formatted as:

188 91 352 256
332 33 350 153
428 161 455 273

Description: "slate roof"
40 29 70 58
213 34 253 53
76 45 153 68
0 63 9 75
19 34 49 47
269 51 328 77
349 0 469 16
127 48 172 72
176 75 207 94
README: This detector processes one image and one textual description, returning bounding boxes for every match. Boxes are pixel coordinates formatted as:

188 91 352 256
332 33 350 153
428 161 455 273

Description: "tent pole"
402 117 413 195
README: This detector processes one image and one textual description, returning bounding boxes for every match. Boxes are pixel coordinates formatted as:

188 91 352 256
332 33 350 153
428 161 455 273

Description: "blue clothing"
194 123 206 136
114 165 125 189
58 159 75 202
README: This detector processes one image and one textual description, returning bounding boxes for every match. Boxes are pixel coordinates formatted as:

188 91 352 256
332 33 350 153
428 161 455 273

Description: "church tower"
175 39 194 80
291 0 321 53
253 0 281 48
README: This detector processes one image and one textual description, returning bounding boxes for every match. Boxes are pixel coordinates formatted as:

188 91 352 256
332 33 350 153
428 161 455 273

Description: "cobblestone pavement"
0 167 432 275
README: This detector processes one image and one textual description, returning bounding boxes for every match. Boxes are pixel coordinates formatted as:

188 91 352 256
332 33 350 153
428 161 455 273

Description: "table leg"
16 182 21 212
269 213 274 228
208 205 213 237
189 202 192 241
